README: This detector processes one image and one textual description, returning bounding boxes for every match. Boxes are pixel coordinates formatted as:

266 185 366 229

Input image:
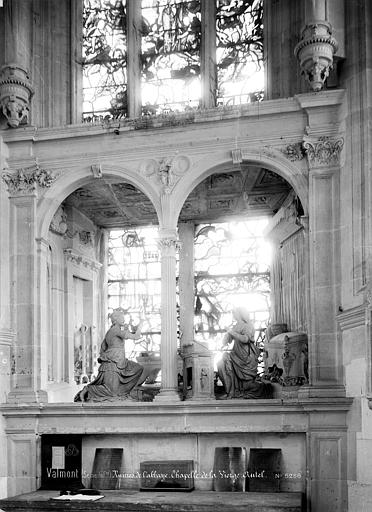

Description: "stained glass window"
82 0 264 119
107 227 162 360
194 218 270 352
141 0 201 114
216 0 264 105
82 0 127 121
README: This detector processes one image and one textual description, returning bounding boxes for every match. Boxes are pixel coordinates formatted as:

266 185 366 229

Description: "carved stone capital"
2 164 56 195
140 154 191 194
294 21 338 92
303 136 344 167
0 64 34 128
157 236 181 255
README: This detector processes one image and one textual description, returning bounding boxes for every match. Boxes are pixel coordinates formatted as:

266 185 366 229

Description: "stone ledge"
0 490 304 512
0 398 353 435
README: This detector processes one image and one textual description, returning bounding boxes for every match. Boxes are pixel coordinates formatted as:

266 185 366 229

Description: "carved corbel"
1 164 56 195
302 136 344 167
140 154 191 194
0 64 34 128
294 22 338 92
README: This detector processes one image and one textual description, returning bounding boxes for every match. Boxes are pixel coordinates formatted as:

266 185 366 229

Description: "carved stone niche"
182 342 214 400
0 64 34 128
264 331 308 386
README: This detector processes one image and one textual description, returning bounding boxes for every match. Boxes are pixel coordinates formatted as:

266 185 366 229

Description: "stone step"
0 490 304 512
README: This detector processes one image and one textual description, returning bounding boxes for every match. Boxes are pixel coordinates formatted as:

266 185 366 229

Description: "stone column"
155 228 181 401
200 0 217 108
126 0 142 118
178 222 195 348
300 135 344 397
2 165 56 403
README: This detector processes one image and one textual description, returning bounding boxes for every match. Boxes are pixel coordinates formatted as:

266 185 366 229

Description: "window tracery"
82 0 264 121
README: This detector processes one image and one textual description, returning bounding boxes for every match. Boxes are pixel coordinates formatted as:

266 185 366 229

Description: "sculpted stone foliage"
303 136 344 166
282 143 306 161
2 165 56 194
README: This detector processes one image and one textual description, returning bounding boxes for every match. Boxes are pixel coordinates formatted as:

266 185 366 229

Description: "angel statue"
75 308 147 402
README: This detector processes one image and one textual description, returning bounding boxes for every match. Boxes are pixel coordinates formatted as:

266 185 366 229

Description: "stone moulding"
303 136 344 166
1 164 56 194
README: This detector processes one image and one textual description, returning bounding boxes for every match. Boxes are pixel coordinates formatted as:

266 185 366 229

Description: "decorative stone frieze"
141 154 191 194
64 248 102 271
2 164 56 195
303 136 344 166
0 64 34 128
294 22 338 92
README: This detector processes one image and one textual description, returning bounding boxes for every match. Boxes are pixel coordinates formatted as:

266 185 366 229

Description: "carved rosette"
303 136 344 167
294 22 338 92
140 154 191 194
0 64 34 128
2 164 56 195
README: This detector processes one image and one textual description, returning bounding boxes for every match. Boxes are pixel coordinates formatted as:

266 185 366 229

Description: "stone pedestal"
264 331 308 386
182 342 214 400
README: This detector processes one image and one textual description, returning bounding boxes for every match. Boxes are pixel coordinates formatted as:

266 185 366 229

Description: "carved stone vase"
294 21 338 92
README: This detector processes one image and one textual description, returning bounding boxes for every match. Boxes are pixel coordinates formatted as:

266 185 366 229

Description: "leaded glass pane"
216 0 264 105
194 219 270 350
141 0 201 114
82 0 127 121
107 227 161 359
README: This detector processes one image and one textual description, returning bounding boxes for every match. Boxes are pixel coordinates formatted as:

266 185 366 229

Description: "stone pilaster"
1 165 55 403
155 229 181 401
300 135 344 397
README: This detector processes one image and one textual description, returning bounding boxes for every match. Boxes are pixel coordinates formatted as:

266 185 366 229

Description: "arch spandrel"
37 164 162 239
169 146 309 228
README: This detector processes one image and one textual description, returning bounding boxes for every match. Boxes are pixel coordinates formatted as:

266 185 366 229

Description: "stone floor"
0 490 304 512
